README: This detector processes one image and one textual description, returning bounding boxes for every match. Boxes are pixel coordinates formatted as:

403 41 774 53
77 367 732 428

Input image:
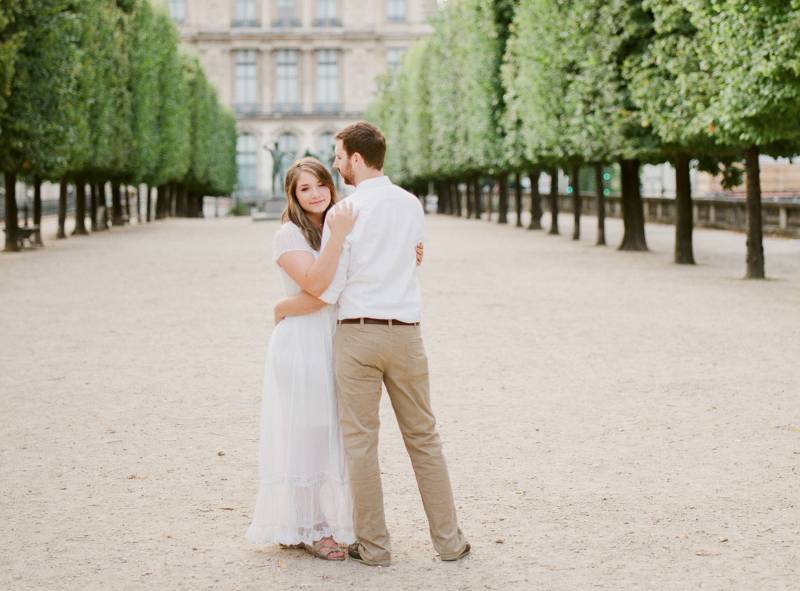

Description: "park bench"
3 225 39 249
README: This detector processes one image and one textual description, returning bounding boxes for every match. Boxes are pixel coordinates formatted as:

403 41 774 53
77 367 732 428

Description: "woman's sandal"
302 536 345 561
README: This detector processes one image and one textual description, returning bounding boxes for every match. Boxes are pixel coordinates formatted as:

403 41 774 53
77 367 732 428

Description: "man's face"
334 139 355 186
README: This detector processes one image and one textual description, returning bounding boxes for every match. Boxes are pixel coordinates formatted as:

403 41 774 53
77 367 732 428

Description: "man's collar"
356 175 391 190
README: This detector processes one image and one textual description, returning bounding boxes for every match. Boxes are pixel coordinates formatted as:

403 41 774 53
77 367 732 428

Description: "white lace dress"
246 222 355 545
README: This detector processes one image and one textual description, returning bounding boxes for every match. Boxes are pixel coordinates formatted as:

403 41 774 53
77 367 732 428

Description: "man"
319 121 470 566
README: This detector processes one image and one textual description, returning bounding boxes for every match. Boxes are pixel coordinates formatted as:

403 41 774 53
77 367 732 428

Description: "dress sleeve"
273 223 315 262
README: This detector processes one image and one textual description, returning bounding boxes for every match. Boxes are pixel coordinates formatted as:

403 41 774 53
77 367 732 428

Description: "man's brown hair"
336 121 386 170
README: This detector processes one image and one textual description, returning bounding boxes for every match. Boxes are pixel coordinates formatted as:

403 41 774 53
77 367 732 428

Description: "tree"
0 1 80 250
681 0 800 279
504 0 572 234
128 0 161 222
626 1 722 264
152 8 190 218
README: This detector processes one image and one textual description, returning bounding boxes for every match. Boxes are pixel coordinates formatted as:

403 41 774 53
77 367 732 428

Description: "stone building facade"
162 0 437 201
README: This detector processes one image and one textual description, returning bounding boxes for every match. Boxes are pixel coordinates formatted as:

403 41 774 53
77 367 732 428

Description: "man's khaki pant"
333 323 467 565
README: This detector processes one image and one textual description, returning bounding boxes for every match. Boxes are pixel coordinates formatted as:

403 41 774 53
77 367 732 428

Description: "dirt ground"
1 211 798 591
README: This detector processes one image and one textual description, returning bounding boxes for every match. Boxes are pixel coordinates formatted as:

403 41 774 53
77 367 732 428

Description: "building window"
233 0 258 27
315 50 339 111
274 0 300 27
275 50 299 111
386 47 406 75
314 0 340 26
168 0 185 24
234 50 258 111
237 134 258 192
387 0 406 22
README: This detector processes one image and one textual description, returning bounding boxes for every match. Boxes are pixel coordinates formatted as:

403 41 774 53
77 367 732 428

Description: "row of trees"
369 0 800 279
1 0 237 252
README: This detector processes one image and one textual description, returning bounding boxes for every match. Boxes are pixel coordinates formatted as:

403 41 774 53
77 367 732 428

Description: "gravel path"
1 212 798 591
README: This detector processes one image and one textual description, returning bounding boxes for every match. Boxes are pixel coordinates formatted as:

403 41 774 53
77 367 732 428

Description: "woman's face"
294 170 331 218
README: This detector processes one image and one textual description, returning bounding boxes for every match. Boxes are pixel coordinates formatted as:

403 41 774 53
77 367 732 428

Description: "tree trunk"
4 172 19 252
90 182 98 231
57 177 68 239
528 168 542 230
175 185 183 217
123 184 131 221
486 180 494 222
744 145 765 279
170 184 177 217
548 168 559 235
465 178 473 218
514 173 523 227
136 185 142 223
73 179 88 235
497 174 508 224
111 180 123 226
618 159 648 251
453 182 462 217
156 184 167 219
674 153 694 264
97 182 109 229
473 176 483 219
32 177 43 245
594 164 606 246
571 164 581 241
182 189 189 217
146 185 152 222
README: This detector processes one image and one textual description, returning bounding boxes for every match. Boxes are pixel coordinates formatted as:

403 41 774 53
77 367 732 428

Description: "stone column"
302 48 314 113
260 48 269 112
302 0 312 27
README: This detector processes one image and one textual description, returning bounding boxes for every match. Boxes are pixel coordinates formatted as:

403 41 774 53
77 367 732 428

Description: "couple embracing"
246 122 470 566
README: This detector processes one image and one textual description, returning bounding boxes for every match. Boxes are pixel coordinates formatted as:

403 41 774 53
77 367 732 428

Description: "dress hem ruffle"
245 523 356 546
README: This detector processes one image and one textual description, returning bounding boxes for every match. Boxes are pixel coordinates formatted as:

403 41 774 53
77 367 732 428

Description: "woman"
246 157 357 560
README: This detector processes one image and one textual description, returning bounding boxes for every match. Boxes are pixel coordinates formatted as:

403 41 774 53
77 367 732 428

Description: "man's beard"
337 164 354 186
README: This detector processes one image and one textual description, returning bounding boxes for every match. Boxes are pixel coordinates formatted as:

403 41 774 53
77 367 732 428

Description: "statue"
265 142 286 198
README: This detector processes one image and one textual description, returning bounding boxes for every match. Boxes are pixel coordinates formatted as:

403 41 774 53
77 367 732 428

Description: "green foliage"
400 42 434 181
681 0 800 153
503 0 570 166
0 1 81 177
0 1 27 126
128 0 161 183
153 7 191 186
626 1 711 153
370 0 800 184
1 0 235 199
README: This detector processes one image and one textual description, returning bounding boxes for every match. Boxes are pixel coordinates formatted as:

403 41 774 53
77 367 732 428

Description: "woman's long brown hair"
281 157 338 251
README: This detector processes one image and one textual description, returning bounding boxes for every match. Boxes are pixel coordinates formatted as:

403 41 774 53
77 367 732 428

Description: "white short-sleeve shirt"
319 176 425 323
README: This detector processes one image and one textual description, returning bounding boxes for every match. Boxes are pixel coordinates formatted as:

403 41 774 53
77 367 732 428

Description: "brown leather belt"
338 318 420 326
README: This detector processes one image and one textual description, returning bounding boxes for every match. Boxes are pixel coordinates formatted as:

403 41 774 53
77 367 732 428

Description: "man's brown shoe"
440 543 471 562
347 542 390 567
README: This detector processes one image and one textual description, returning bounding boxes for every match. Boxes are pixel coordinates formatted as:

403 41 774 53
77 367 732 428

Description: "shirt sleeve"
318 217 351 304
273 223 315 262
